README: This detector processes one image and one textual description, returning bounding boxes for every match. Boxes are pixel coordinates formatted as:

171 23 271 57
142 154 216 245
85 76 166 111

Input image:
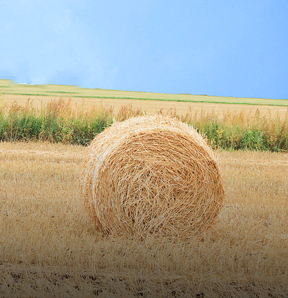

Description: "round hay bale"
80 115 224 240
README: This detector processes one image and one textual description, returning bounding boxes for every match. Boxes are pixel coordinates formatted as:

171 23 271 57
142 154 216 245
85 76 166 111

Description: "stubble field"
1 79 288 119
0 141 287 297
2 94 288 120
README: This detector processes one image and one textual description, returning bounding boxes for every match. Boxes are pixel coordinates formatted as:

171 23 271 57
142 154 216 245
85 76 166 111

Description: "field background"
1 79 288 118
1 79 288 152
1 80 288 297
0 142 287 297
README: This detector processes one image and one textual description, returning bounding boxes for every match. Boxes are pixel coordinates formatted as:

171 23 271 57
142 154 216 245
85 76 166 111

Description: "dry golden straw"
80 115 224 240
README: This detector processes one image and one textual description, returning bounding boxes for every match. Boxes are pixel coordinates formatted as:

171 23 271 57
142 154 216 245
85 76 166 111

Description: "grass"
46 91 78 94
0 142 287 297
0 98 115 145
1 79 288 106
0 98 288 151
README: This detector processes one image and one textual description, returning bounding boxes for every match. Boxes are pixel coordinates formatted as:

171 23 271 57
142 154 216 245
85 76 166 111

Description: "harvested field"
0 141 288 297
2 93 288 119
1 79 288 108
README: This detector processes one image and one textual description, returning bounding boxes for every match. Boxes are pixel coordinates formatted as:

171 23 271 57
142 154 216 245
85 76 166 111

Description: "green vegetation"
1 98 287 152
0 99 114 146
46 91 78 94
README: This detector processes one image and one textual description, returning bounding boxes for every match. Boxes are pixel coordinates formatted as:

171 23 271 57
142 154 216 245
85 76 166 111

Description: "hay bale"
80 115 224 240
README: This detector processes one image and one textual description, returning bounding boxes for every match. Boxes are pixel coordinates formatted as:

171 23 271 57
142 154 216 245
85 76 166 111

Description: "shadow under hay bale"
80 115 224 240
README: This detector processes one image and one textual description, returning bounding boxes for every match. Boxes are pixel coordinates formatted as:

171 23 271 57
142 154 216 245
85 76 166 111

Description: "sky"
0 0 287 99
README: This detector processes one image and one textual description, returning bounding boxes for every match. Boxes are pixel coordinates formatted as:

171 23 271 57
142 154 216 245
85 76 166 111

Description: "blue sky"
0 0 287 99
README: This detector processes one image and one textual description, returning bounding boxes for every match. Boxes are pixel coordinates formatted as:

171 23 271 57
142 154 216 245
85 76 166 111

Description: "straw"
80 115 225 240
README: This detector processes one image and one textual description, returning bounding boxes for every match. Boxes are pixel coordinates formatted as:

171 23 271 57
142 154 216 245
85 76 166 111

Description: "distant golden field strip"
2 94 288 119
1 78 288 105
0 142 287 297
